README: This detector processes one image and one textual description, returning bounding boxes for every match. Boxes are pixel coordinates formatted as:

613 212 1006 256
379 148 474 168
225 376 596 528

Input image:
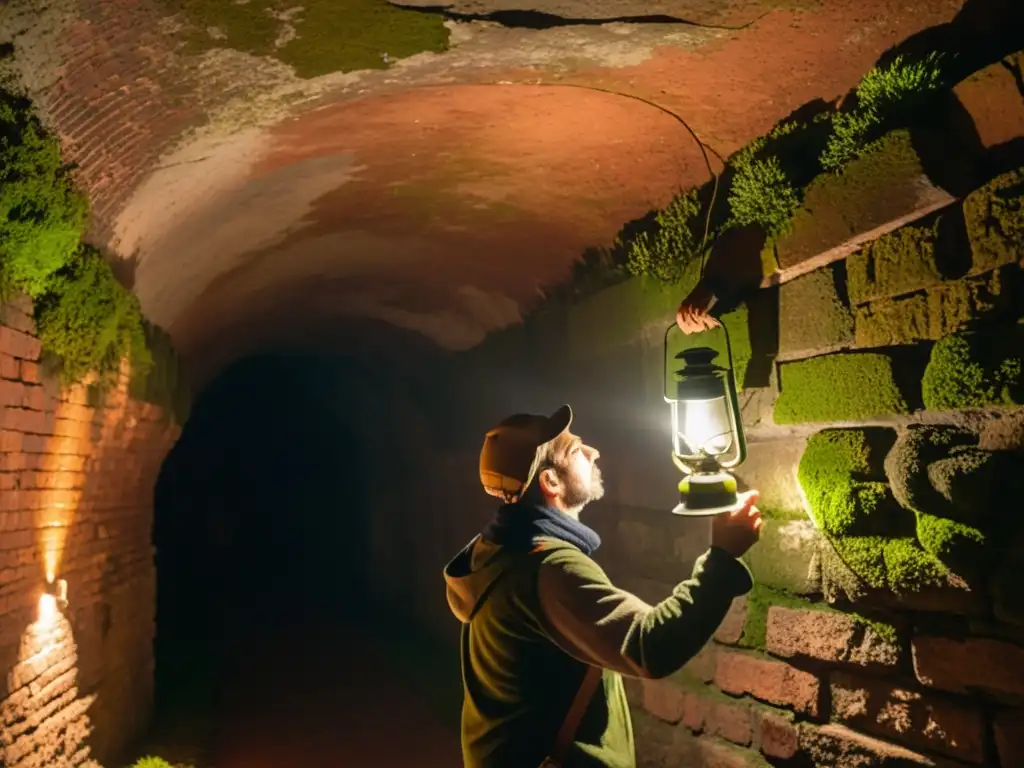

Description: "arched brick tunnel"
2 0 1024 766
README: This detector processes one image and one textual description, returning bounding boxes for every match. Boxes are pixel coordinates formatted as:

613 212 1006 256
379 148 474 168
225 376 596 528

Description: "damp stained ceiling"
1 0 974 384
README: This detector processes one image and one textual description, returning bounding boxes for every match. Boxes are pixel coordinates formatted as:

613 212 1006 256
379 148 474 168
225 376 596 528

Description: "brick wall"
0 295 180 767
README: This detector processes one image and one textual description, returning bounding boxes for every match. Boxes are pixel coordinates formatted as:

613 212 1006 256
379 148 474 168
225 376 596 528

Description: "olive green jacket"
443 535 753 767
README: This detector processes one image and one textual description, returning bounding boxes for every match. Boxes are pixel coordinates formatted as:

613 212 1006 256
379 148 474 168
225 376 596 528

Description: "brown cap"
479 405 573 502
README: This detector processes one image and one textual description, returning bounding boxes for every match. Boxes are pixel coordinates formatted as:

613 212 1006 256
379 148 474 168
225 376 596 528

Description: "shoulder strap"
548 665 602 766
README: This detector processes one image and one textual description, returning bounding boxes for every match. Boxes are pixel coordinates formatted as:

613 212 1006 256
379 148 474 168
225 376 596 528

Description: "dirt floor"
136 617 463 768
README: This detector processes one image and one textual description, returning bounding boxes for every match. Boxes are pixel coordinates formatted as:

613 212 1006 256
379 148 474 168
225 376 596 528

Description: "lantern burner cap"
678 346 719 367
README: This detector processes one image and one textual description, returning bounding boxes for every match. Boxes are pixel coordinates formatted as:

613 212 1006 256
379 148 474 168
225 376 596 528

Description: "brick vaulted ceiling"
0 0 997 385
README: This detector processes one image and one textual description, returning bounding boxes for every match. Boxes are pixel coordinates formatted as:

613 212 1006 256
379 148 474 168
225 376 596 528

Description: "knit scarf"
481 501 601 556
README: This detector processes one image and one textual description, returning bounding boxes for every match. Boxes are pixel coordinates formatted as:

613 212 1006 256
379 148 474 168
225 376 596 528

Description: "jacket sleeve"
536 545 752 679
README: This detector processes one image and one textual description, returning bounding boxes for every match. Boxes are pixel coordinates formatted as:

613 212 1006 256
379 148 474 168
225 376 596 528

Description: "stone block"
963 167 1024 274
759 711 798 759
733 438 808 520
778 264 854 357
714 650 820 717
766 607 899 668
954 53 1024 152
847 223 944 306
799 723 955 767
994 709 1024 768
714 597 748 645
830 671 985 762
912 635 1024 699
853 266 1013 348
743 518 820 595
772 130 952 272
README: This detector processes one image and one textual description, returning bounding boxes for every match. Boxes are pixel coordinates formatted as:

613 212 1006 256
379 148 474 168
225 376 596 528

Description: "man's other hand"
711 491 762 558
675 283 720 334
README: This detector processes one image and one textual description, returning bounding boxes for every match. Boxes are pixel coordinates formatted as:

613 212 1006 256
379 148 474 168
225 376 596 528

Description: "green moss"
624 189 706 285
0 86 187 412
32 245 148 385
847 223 943 305
921 326 1024 410
778 264 853 355
0 89 88 298
161 0 450 78
821 53 946 171
799 428 950 593
883 425 1024 573
726 122 803 238
884 425 977 514
774 352 909 423
963 166 1024 274
797 429 901 537
916 512 985 566
129 320 192 426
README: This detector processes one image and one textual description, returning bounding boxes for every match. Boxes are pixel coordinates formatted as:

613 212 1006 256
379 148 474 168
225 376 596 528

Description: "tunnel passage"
150 349 463 766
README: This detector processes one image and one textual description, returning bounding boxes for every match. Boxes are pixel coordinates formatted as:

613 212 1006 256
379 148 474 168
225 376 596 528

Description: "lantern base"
673 471 742 517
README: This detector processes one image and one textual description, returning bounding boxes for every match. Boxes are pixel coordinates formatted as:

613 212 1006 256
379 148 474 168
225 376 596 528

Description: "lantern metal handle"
663 320 747 470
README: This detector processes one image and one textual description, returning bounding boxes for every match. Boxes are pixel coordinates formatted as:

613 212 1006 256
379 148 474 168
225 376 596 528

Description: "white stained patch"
331 287 523 350
115 129 363 328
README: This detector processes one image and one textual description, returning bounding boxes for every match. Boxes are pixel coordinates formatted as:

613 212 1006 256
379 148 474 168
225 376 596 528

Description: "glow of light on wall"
2 612 96 766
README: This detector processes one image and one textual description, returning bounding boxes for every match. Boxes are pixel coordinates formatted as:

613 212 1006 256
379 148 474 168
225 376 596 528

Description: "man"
443 404 762 768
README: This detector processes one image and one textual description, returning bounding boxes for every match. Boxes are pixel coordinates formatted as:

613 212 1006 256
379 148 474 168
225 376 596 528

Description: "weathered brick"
676 642 717 684
766 607 900 667
759 712 798 759
0 429 23 452
830 671 984 762
640 678 685 724
0 327 41 360
706 700 753 746
913 635 1024 698
715 597 748 645
715 650 820 716
994 709 1024 768
682 690 708 731
23 385 46 412
0 355 18 380
18 360 40 384
0 380 26 408
800 723 951 767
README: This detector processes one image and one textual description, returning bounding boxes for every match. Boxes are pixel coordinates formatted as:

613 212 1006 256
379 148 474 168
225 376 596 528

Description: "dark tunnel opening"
148 351 464 766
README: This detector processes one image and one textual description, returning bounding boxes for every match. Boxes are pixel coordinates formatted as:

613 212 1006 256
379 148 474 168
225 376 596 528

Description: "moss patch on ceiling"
161 0 451 78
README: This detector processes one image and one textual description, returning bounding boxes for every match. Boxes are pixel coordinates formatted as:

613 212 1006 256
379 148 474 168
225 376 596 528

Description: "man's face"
555 434 604 510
